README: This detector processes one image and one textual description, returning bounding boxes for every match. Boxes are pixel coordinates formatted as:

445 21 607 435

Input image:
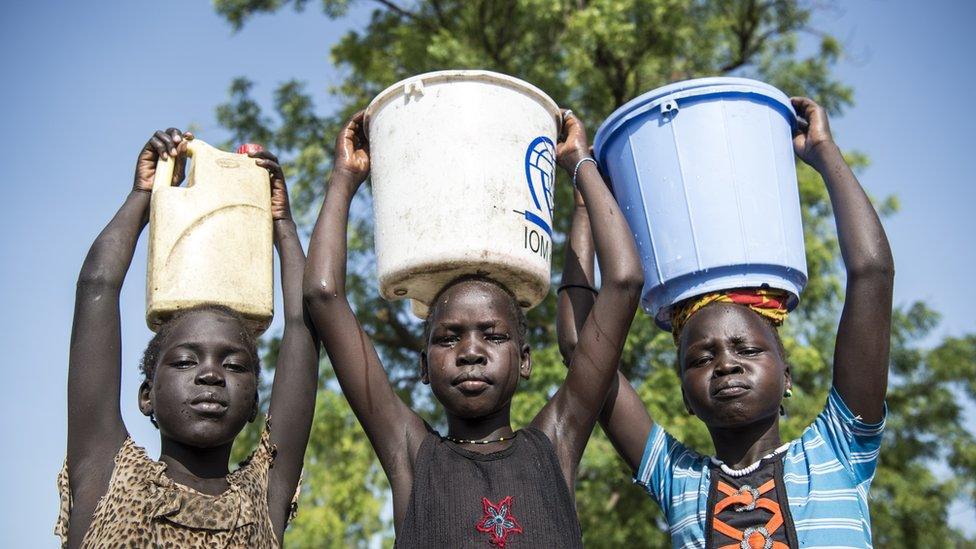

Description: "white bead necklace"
709 442 790 477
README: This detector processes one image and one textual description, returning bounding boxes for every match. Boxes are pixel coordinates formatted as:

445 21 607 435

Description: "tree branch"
371 301 422 352
370 0 437 32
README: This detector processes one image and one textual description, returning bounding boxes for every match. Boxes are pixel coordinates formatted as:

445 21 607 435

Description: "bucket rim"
651 287 802 331
593 77 797 166
365 69 561 130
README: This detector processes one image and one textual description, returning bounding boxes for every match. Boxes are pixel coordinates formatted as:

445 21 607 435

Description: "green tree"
219 1 976 546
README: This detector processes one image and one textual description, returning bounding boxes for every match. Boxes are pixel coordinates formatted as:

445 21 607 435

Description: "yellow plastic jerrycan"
146 139 273 333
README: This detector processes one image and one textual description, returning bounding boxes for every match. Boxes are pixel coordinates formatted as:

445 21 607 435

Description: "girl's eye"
225 362 249 373
739 347 763 357
172 359 196 369
689 355 712 368
437 335 459 347
486 333 510 343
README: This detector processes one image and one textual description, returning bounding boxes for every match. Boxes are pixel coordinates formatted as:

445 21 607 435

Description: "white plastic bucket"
593 77 807 329
366 70 561 317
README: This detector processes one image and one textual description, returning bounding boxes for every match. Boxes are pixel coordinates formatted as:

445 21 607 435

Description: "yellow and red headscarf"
670 288 790 345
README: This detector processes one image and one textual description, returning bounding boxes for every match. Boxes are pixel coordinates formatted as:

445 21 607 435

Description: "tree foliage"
219 1 975 546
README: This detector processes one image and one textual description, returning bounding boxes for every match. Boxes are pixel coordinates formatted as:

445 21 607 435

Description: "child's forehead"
680 302 773 344
165 311 247 346
431 280 517 322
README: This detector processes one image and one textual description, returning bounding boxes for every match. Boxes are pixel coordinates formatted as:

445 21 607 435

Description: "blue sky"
0 0 973 545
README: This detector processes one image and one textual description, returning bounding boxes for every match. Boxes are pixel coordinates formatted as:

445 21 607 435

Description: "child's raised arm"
301 113 426 521
247 150 320 539
556 190 653 473
66 129 188 539
532 111 644 483
792 97 894 423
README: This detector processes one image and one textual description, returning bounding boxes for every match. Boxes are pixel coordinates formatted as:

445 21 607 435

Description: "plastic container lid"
593 77 797 167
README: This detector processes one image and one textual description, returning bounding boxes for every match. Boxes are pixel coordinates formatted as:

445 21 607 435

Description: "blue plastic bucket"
593 77 807 329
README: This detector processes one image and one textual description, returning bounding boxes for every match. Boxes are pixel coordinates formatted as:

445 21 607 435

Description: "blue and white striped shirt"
635 387 885 548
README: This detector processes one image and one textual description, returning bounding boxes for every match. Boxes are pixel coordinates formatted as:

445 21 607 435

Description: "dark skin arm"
249 151 321 539
302 112 427 532
791 97 894 423
532 111 645 487
556 189 653 473
66 129 189 547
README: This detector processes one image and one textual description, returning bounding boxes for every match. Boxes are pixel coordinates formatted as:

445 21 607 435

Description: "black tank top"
396 426 583 548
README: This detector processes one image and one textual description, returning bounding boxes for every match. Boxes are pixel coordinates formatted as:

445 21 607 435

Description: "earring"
779 404 786 417
784 388 793 398
149 412 159 429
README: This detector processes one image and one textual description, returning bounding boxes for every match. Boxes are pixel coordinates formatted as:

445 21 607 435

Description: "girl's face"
678 303 790 429
422 281 530 419
139 311 258 448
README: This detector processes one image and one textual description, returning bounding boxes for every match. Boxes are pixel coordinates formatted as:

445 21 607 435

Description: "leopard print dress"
55 424 298 548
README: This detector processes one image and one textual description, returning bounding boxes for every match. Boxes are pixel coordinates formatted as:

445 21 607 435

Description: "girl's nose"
711 354 744 377
456 335 487 366
195 362 226 386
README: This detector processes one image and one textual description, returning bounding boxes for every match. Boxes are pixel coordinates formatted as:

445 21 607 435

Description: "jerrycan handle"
152 139 200 193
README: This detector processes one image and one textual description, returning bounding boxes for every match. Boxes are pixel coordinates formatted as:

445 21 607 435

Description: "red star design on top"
475 496 523 547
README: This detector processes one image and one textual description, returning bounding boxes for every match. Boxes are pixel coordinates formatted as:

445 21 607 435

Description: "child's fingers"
165 127 183 145
160 129 181 154
175 137 190 155
560 108 574 128
794 117 810 136
790 96 819 118
790 96 809 108
790 97 817 134
255 158 285 181
149 133 170 160
350 110 368 143
248 150 280 163
254 157 279 171
351 110 366 127
155 129 178 157
561 108 574 133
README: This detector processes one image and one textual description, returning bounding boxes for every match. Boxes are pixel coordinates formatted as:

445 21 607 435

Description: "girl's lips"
452 370 492 394
713 385 749 398
457 379 488 393
712 379 751 399
189 400 229 415
457 380 490 394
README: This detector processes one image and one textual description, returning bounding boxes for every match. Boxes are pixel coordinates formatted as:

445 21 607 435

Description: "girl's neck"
159 436 234 495
446 406 515 453
707 414 782 469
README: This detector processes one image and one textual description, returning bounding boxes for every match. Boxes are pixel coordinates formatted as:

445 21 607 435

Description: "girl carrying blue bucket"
559 96 894 548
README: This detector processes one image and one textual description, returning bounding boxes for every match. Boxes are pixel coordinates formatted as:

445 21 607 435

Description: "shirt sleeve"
812 386 887 484
633 423 700 516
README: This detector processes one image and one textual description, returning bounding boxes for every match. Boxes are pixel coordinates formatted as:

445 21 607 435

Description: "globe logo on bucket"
522 136 555 236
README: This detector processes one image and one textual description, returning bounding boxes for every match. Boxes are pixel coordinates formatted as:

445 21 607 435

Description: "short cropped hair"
140 305 261 381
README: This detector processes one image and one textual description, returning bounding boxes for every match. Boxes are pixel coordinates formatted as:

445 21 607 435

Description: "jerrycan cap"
237 143 265 155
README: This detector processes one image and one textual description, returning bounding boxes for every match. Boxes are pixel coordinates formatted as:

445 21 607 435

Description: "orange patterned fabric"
712 480 789 549
670 288 790 345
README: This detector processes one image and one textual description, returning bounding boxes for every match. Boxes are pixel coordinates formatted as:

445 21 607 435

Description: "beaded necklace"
443 431 519 445
709 442 790 477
